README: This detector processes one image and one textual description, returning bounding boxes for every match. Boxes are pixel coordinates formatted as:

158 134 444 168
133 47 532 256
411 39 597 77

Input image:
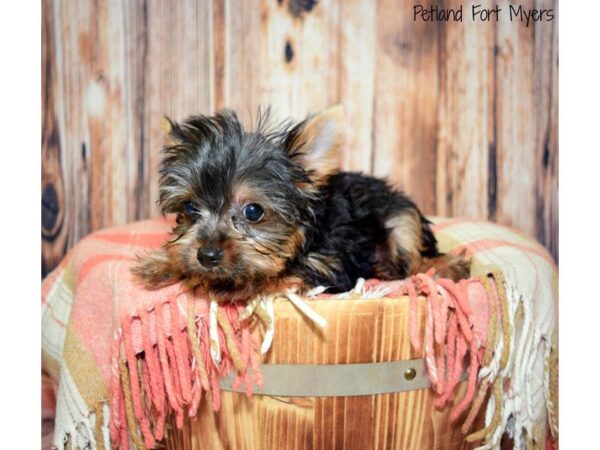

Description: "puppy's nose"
197 247 224 267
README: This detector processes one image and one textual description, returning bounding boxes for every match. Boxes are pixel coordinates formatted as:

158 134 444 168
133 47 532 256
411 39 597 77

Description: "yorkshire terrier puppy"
132 106 470 300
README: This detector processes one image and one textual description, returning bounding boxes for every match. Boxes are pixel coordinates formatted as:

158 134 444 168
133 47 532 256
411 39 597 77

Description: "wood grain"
337 0 375 172
372 0 439 214
533 0 559 262
495 1 537 236
42 0 68 276
41 0 559 272
436 0 496 220
163 297 484 450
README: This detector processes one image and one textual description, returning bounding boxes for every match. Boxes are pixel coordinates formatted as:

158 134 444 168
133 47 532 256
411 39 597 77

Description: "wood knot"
542 142 550 168
284 40 294 63
42 183 60 237
288 0 317 18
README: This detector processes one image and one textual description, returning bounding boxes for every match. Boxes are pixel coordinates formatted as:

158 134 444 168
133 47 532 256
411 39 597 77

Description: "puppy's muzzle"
197 247 224 268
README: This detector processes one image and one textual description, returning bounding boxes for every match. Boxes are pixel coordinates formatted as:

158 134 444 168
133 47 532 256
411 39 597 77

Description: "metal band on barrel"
219 358 456 397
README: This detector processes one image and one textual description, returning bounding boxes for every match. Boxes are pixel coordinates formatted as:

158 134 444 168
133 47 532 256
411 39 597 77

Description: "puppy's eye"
242 203 264 222
183 201 199 216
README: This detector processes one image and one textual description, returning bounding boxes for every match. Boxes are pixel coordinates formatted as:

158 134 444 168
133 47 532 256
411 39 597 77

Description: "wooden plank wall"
42 0 558 277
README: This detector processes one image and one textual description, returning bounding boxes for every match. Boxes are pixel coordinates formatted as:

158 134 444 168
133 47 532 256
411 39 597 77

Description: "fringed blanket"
41 217 558 449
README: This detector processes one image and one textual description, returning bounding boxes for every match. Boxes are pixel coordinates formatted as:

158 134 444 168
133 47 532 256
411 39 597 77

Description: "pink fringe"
250 334 264 388
110 289 258 449
122 318 156 448
169 299 192 403
393 272 496 424
118 383 129 450
142 308 166 441
109 332 122 445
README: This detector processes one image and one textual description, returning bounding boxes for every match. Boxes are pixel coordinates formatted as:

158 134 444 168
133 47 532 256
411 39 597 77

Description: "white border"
0 1 594 449
560 1 600 448
0 2 41 449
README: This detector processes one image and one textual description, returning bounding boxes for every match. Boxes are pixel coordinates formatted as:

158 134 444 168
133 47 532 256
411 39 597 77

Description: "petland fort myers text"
413 4 555 26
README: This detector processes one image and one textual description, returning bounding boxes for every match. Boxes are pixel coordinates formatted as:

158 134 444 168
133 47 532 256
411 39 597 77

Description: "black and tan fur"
133 106 470 300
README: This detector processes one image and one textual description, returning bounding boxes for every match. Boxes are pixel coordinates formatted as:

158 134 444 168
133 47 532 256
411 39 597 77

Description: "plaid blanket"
42 217 558 449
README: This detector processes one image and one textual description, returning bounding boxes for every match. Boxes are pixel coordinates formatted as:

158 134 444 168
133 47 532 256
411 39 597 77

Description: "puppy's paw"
436 253 471 281
131 250 181 288
414 251 472 282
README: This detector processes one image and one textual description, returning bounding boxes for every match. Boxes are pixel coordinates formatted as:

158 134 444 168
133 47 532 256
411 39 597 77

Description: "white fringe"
239 295 261 321
285 289 327 329
102 402 112 450
209 298 221 365
260 296 275 354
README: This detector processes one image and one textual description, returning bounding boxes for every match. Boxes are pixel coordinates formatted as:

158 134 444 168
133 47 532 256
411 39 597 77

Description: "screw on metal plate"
404 367 417 381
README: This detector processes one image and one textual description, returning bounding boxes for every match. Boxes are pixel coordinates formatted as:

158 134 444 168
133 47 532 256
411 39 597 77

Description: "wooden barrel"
163 296 484 450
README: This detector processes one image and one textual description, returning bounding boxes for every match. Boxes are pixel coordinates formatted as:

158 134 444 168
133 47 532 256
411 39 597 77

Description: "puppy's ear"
162 116 181 147
286 105 346 178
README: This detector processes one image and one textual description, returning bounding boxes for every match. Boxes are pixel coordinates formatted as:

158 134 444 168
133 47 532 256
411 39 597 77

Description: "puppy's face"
157 106 345 297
